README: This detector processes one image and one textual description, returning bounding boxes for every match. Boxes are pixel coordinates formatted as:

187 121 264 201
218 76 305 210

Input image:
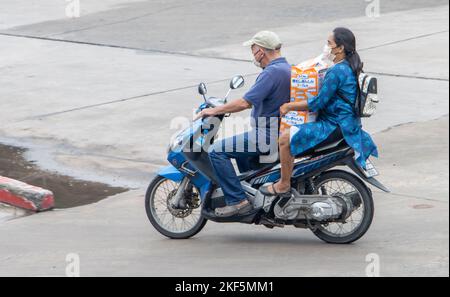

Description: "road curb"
0 176 54 212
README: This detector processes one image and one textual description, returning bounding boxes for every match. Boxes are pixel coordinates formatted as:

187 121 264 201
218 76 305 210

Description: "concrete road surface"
0 117 448 277
0 0 448 276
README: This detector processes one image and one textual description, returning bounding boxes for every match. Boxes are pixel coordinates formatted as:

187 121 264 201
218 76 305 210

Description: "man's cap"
243 31 282 50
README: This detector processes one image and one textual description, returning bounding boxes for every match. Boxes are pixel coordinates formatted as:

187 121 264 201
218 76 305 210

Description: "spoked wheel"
311 170 374 244
145 176 207 239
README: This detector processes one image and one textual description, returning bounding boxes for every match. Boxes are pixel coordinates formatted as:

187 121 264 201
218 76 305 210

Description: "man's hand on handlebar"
194 98 251 121
194 107 217 121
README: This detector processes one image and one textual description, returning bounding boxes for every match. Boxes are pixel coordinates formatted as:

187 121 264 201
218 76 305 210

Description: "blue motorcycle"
145 76 389 244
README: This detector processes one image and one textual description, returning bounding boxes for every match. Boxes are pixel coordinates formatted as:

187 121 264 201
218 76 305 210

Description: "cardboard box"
280 56 331 133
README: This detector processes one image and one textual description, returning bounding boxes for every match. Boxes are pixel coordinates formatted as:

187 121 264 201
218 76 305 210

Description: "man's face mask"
252 48 265 68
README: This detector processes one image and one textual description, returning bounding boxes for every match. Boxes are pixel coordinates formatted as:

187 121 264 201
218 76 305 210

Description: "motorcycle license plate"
363 159 379 178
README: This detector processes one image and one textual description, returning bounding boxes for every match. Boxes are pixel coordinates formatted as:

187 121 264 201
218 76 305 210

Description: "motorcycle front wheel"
145 176 207 239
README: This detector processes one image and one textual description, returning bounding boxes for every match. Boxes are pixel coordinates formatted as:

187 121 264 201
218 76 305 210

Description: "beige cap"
243 31 282 50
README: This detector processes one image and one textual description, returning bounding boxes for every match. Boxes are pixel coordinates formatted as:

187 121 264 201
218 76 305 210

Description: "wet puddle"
0 143 128 209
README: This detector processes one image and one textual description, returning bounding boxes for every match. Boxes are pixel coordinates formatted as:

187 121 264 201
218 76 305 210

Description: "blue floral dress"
290 60 378 168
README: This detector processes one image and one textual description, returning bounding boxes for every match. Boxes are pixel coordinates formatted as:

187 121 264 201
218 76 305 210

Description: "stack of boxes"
280 56 332 133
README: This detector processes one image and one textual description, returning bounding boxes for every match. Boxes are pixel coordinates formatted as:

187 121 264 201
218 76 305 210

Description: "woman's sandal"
259 184 292 197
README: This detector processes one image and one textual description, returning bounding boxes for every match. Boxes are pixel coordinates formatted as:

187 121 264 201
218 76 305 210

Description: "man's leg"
208 133 260 206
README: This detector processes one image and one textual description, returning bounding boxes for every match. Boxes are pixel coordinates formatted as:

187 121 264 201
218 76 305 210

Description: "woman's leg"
273 130 295 193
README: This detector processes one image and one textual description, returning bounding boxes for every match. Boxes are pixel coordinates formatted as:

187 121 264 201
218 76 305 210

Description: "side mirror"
198 83 208 96
230 75 245 90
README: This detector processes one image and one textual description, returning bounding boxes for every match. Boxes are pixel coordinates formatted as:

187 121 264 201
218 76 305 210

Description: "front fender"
157 165 212 201
157 165 185 183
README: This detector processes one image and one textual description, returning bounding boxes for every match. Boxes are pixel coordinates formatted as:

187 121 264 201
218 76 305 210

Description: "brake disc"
166 190 193 218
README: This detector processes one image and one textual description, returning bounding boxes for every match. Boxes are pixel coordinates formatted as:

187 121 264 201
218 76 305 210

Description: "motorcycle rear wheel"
310 170 374 244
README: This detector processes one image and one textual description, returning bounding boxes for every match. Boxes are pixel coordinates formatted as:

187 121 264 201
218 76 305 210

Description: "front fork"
170 177 190 209
157 165 213 203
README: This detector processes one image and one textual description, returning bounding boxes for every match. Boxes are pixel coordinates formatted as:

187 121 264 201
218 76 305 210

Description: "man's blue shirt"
243 57 291 146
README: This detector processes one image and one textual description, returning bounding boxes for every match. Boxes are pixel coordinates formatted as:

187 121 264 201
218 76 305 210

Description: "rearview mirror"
198 83 207 96
230 75 244 90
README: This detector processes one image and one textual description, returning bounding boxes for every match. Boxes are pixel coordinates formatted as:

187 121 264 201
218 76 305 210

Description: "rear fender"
344 159 390 193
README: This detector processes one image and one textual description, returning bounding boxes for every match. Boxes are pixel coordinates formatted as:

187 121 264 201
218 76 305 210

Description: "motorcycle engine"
273 191 353 222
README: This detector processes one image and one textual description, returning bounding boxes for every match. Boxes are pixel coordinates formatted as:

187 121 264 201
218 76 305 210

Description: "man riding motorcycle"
195 31 291 217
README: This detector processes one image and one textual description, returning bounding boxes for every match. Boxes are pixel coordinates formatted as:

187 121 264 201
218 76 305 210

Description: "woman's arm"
281 68 342 116
280 100 309 116
307 68 342 112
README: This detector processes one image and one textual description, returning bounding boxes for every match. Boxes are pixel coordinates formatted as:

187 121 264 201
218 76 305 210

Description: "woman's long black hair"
333 27 364 77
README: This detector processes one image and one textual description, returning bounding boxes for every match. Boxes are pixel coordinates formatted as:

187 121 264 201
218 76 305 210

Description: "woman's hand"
280 101 309 116
280 103 292 116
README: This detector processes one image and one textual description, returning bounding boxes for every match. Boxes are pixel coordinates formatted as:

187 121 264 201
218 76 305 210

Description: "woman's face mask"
323 44 337 62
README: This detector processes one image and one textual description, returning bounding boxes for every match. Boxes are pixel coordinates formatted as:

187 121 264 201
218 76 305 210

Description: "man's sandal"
215 200 253 217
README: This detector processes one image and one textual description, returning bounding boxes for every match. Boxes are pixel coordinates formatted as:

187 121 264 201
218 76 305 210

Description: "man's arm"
196 98 252 119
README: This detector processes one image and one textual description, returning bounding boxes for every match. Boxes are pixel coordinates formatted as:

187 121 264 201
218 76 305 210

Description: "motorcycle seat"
313 138 348 153
237 154 279 180
296 135 349 158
